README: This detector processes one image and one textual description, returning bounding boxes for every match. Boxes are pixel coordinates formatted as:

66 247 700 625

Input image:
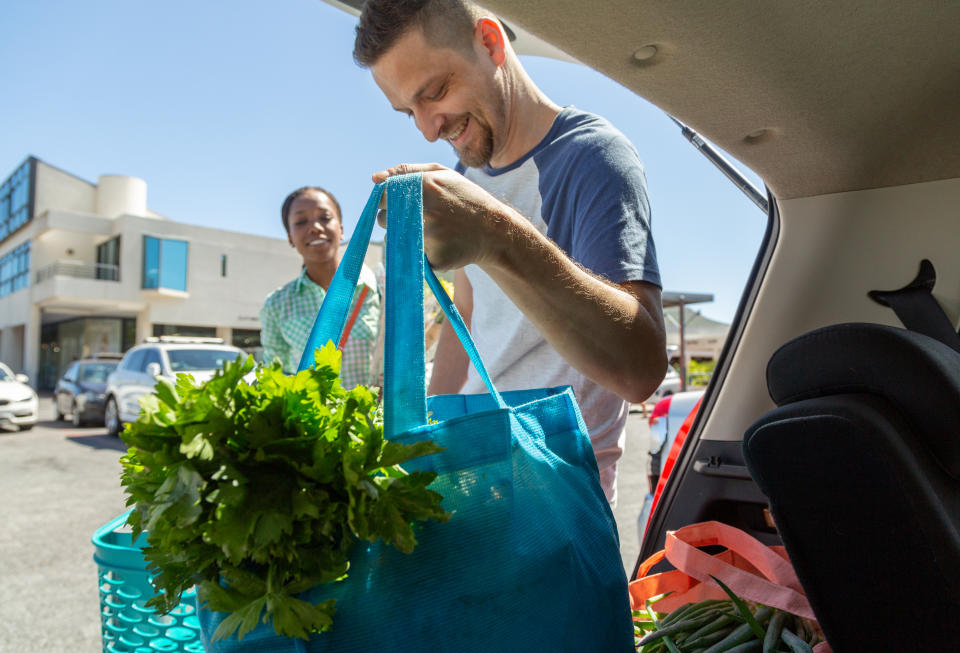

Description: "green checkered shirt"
259 265 380 388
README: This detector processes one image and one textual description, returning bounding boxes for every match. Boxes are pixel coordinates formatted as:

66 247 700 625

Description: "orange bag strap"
630 549 740 611
338 285 370 350
664 521 817 621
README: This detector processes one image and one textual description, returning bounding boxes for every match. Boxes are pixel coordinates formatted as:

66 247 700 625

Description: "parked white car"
0 362 39 431
104 338 247 437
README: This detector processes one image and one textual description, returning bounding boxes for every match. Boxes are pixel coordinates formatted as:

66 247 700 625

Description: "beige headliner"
482 1 960 200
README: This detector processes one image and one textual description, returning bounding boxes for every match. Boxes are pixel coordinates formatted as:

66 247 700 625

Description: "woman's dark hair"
353 0 480 67
280 187 342 234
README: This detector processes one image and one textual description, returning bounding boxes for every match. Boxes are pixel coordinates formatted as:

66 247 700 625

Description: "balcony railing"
35 260 120 283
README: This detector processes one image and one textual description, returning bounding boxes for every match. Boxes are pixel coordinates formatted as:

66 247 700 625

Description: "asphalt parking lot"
0 397 651 652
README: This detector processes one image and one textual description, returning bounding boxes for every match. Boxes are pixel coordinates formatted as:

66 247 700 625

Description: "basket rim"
91 508 137 554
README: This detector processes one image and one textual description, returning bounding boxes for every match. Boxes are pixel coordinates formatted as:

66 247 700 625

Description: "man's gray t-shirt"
456 106 661 505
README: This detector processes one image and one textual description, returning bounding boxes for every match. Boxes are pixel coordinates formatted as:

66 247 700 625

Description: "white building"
0 157 381 390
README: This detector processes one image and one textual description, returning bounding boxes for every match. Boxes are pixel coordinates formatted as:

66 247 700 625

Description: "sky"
1 0 767 324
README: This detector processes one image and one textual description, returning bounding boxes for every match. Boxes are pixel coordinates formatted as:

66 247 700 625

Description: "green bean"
684 599 732 612
682 626 736 650
679 599 735 618
659 602 697 626
762 611 786 653
723 642 762 653
700 622 755 653
687 613 736 642
780 628 813 653
636 614 717 647
682 604 739 626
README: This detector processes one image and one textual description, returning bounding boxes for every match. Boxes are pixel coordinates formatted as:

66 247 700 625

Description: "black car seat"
742 260 960 652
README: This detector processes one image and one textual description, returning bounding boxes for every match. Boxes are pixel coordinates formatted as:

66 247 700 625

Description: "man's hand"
373 163 515 271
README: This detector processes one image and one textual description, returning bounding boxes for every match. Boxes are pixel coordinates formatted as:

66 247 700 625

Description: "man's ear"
476 17 506 66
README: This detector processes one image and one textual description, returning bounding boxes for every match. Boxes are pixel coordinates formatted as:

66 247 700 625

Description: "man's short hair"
281 187 342 235
353 0 481 68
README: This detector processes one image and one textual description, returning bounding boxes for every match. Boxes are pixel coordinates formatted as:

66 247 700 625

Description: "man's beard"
453 93 505 168
455 124 495 168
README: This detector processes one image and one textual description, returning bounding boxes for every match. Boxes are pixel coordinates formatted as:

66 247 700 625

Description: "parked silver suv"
104 337 246 436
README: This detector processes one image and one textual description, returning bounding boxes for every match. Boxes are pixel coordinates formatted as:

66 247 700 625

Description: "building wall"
123 214 303 328
31 214 111 271
0 279 33 330
33 161 96 217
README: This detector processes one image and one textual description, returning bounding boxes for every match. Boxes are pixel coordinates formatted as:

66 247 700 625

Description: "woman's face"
287 190 343 266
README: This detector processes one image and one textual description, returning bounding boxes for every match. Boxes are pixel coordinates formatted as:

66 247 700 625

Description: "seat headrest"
767 323 960 476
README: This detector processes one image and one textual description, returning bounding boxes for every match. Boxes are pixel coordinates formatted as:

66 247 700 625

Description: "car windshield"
79 362 118 383
167 349 240 372
0 367 11 382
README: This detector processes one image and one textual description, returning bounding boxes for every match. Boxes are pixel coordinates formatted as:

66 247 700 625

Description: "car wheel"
71 401 85 427
19 424 34 431
104 397 121 437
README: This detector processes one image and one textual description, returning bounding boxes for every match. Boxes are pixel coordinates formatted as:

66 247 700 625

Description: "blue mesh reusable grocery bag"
198 174 634 652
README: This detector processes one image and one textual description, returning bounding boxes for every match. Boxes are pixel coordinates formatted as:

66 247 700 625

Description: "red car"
637 390 703 546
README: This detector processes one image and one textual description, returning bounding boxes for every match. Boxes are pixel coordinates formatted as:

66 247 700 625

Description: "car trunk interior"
643 176 960 557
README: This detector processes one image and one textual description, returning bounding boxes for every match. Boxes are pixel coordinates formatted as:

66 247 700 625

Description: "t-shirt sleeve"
541 128 661 288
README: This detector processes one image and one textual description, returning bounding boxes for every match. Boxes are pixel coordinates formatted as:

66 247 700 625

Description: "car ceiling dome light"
632 44 659 62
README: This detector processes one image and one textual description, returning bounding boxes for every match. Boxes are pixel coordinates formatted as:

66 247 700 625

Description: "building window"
37 315 132 390
96 236 121 281
142 236 188 291
220 254 227 277
0 242 30 297
152 324 217 339
0 158 34 245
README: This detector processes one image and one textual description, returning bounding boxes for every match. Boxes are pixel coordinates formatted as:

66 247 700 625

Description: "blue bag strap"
297 174 505 438
383 173 427 436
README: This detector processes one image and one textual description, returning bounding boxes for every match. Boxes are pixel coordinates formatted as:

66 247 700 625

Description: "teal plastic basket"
92 510 203 653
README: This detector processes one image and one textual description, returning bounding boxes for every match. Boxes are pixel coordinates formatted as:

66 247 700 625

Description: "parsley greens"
119 343 449 641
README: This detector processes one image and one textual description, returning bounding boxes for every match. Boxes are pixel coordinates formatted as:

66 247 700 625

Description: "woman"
259 186 379 388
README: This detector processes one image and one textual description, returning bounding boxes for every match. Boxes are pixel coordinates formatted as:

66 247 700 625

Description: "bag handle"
297 174 505 438
664 521 817 621
337 285 370 350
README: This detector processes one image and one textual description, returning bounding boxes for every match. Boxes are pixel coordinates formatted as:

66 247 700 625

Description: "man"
260 186 380 388
354 0 666 505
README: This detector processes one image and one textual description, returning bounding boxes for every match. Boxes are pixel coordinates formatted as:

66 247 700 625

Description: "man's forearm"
482 209 666 403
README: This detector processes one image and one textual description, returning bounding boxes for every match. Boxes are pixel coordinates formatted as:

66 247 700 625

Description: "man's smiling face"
371 25 506 168
287 190 343 266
